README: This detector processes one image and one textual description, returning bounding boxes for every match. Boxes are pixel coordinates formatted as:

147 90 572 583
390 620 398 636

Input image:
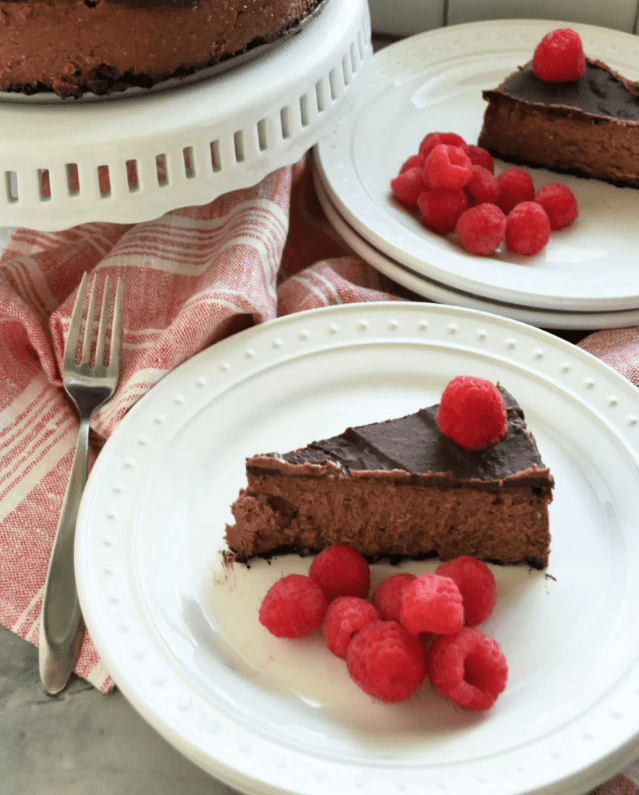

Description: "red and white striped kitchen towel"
0 154 400 692
0 153 637 794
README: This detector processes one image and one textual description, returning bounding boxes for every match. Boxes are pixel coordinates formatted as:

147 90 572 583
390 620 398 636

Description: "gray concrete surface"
0 626 239 795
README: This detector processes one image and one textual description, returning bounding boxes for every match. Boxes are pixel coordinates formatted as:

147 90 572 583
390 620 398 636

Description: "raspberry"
346 620 427 702
259 574 328 638
419 132 467 159
309 544 370 601
505 201 551 255
496 168 535 214
424 144 473 191
417 188 469 235
456 204 506 256
465 165 500 206
466 145 494 173
399 573 464 635
533 28 586 82
426 627 508 711
391 167 425 207
436 375 507 450
436 557 497 627
322 596 380 657
371 572 416 622
534 182 578 229
399 153 425 173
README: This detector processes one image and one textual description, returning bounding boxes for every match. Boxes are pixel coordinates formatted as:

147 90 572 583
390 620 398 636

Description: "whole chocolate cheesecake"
478 57 639 187
0 0 324 98
225 387 554 568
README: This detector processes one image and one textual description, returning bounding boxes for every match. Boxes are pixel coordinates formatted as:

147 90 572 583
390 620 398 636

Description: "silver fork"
39 272 124 695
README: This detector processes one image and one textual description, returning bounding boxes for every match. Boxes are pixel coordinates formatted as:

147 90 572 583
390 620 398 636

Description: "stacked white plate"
314 19 639 330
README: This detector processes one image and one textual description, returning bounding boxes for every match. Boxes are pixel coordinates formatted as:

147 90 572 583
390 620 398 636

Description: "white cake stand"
0 0 371 230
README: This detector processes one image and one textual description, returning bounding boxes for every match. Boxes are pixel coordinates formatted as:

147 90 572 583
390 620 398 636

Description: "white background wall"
368 0 639 37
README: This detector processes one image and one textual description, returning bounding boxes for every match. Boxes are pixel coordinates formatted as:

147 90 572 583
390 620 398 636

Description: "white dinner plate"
313 165 639 330
76 303 639 795
315 19 639 312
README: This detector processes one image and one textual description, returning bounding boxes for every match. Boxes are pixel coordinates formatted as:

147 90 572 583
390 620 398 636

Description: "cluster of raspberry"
390 131 578 256
259 547 507 710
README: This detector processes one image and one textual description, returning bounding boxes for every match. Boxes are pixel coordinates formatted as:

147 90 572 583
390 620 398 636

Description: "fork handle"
39 416 91 694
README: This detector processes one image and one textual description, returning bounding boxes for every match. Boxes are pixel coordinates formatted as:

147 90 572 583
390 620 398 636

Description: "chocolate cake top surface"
268 387 552 487
490 58 639 121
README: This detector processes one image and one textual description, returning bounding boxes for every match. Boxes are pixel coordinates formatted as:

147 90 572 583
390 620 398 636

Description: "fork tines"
66 272 124 371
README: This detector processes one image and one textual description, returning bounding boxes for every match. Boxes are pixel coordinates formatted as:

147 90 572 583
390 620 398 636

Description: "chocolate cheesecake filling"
104 0 200 6
0 0 325 97
226 387 553 568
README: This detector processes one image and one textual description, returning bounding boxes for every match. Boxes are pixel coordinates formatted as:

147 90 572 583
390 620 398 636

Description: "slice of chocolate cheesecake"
478 58 639 187
225 387 553 568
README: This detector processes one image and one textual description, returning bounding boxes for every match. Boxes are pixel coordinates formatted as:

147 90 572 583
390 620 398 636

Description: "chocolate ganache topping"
267 387 551 488
498 58 639 120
